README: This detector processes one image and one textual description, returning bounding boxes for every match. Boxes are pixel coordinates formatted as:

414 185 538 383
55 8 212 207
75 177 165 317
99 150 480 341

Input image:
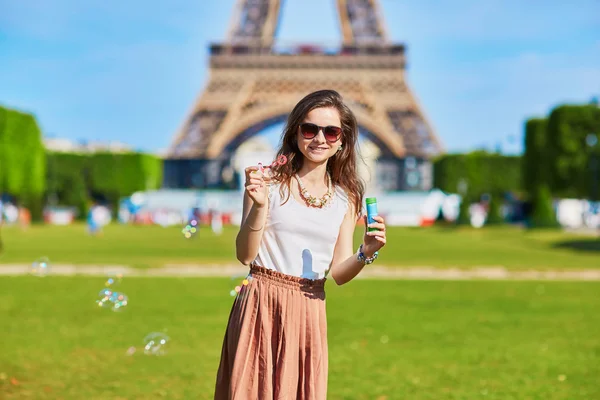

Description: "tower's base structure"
163 0 443 191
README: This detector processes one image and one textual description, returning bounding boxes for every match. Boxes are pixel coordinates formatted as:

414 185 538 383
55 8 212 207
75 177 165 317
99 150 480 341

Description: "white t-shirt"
253 181 349 279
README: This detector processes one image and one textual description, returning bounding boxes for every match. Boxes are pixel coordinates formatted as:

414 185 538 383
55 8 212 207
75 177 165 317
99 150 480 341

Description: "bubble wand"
257 154 288 175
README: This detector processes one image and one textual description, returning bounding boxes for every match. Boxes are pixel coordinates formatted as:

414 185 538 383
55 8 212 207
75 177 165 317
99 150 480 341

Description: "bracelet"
247 223 264 231
356 244 378 265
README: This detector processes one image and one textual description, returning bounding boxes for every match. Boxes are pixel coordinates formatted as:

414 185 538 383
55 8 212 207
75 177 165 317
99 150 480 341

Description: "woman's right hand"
244 166 268 207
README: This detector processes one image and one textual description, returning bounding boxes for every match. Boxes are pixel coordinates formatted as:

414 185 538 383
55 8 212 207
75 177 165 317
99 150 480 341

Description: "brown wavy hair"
270 89 365 216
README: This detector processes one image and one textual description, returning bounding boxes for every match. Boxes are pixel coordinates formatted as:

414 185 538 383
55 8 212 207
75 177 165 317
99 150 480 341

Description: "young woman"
214 89 387 399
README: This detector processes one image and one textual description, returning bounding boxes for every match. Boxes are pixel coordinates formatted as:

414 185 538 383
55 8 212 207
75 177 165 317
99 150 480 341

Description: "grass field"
0 223 599 269
1 224 599 399
1 276 598 399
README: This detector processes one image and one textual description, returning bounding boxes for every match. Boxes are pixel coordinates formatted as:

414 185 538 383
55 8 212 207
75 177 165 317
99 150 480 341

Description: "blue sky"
1 0 599 155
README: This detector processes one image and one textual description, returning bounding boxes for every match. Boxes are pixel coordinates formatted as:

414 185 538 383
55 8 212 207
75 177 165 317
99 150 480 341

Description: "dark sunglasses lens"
324 127 341 141
301 123 318 138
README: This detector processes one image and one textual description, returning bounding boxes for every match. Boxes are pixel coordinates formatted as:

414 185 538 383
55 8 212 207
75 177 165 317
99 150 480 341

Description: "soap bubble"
229 274 253 297
111 292 128 312
96 289 128 312
182 219 199 239
97 288 114 308
143 332 170 356
31 257 51 277
105 273 123 288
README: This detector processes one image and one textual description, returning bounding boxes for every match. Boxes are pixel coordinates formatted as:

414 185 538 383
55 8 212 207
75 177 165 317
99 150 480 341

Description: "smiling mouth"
309 147 328 151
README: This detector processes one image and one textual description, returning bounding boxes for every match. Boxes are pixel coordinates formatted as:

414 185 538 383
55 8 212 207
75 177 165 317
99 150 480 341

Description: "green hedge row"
523 104 600 200
1 104 163 221
46 152 163 218
434 103 599 204
433 151 522 200
0 106 46 219
547 105 600 200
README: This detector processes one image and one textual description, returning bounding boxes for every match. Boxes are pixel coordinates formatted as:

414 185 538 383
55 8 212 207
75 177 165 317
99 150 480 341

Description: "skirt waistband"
249 264 326 293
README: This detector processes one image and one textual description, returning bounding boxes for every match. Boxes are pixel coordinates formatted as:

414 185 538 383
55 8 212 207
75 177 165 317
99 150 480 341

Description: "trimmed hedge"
0 106 46 220
522 118 548 199
46 153 90 218
546 105 600 200
433 151 522 199
46 152 163 217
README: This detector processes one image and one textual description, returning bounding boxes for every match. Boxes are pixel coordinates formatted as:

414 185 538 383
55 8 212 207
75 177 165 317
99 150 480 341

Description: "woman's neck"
297 162 329 187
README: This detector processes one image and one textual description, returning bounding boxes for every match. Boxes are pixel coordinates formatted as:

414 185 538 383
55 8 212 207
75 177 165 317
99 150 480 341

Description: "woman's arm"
329 202 386 285
235 190 269 265
329 203 367 285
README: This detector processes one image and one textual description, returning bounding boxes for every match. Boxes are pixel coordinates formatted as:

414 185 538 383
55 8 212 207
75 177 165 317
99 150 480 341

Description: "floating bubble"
96 288 114 308
125 346 137 356
105 273 123 288
229 274 253 297
182 219 199 239
111 292 129 312
31 257 51 277
143 332 170 356
96 289 128 312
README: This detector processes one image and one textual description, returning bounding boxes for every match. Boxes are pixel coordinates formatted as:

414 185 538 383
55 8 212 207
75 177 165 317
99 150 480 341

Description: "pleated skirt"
214 264 328 400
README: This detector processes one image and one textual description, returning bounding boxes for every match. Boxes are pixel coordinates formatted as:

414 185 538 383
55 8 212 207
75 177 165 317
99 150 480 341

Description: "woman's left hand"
362 215 387 257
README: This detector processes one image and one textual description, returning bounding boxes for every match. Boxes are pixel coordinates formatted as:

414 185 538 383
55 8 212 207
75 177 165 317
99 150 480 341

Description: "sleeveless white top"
253 181 350 279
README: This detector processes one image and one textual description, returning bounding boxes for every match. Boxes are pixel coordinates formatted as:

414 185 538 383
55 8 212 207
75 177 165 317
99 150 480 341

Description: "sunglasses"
299 123 342 143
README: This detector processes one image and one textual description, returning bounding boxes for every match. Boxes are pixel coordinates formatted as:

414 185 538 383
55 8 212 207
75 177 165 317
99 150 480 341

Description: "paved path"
1 264 600 281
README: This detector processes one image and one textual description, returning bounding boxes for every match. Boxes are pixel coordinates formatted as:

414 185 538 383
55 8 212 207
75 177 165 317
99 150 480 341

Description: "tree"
486 193 504 225
530 184 558 228
457 195 471 225
522 118 548 200
547 105 600 199
0 106 46 220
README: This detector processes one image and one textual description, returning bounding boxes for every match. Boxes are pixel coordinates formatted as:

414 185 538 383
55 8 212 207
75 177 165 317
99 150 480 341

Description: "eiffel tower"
163 0 444 191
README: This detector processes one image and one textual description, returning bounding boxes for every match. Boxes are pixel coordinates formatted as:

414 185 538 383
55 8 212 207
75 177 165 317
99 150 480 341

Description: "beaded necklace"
294 173 333 208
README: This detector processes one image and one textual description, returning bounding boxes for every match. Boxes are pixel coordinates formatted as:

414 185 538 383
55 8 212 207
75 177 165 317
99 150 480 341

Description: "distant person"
18 207 31 230
214 90 387 399
211 209 223 235
0 199 3 254
87 203 103 236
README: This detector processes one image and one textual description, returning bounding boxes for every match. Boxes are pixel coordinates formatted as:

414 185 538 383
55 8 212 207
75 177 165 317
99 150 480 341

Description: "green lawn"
0 223 598 269
1 276 598 399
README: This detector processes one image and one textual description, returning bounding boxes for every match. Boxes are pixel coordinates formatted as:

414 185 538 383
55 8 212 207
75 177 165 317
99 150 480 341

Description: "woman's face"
296 107 343 165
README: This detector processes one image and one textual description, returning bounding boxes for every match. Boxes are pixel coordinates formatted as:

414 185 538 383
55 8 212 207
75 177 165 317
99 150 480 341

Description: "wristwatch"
357 244 378 265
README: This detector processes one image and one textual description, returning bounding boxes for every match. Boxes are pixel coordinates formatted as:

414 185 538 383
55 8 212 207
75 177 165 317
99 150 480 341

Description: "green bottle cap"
366 197 377 205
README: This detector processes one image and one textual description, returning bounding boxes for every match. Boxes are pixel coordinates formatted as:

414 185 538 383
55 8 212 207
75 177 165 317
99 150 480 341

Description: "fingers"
367 222 385 231
367 215 385 231
245 184 262 193
374 236 386 244
245 177 265 193
366 231 387 246
367 229 386 237
246 177 264 186
245 166 266 189
245 166 260 180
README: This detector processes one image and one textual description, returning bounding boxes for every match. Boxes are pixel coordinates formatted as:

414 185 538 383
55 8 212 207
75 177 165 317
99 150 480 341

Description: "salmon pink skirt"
214 264 328 399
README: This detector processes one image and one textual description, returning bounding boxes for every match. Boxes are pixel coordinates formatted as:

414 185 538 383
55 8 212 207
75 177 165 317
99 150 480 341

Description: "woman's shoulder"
334 184 348 200
334 185 350 211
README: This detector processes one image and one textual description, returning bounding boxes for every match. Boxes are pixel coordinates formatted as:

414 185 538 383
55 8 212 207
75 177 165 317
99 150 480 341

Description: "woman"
214 89 387 399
